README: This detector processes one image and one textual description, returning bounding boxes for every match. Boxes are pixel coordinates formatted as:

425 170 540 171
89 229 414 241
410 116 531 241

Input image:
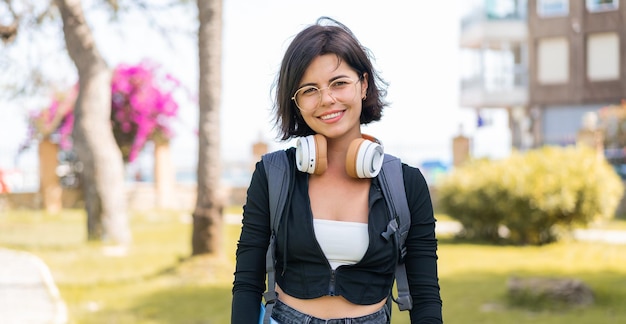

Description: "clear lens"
292 77 358 111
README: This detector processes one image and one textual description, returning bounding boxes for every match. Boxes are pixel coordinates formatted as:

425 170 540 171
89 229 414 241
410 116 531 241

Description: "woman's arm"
231 160 271 323
402 165 443 323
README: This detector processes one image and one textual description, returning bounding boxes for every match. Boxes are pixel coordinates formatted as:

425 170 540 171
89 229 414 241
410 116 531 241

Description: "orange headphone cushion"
313 134 328 175
345 138 365 178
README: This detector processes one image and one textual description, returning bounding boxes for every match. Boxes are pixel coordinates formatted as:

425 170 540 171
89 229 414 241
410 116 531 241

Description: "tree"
4 0 193 244
192 0 223 255
54 0 131 244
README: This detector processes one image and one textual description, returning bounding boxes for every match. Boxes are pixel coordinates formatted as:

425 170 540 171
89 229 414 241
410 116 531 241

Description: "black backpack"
261 150 412 324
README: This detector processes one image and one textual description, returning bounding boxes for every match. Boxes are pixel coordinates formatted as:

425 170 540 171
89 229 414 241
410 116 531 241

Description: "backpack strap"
261 150 291 324
378 154 413 311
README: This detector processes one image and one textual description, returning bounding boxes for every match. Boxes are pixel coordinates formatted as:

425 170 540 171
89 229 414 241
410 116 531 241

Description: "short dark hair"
272 17 388 141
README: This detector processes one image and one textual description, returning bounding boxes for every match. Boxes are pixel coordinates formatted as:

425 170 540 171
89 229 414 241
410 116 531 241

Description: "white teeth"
321 111 342 120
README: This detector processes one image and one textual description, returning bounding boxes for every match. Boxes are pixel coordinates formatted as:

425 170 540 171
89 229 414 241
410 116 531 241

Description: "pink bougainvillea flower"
23 60 181 163
110 60 180 162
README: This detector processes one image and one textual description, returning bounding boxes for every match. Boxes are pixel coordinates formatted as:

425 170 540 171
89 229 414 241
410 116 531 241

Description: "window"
485 0 527 19
537 0 569 17
586 0 619 12
587 32 620 81
537 37 569 84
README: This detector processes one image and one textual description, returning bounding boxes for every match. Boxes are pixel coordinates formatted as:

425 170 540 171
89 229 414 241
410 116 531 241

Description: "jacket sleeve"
231 159 271 323
402 165 443 323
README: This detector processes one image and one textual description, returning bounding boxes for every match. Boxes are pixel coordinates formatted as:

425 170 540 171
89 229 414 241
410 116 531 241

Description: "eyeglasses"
291 77 361 111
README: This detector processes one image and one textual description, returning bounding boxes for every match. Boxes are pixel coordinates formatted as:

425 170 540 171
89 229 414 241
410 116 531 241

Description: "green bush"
438 146 624 245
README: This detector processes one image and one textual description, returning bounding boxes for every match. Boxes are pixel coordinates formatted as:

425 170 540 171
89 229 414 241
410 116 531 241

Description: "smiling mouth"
320 111 343 120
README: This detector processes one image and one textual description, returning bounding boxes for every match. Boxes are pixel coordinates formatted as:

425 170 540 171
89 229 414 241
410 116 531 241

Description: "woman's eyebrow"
298 74 353 88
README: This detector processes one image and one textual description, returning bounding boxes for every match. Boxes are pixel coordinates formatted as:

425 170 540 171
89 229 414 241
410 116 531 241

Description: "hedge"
437 146 624 245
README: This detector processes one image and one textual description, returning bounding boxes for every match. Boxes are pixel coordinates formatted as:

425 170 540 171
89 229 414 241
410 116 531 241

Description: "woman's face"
294 54 368 141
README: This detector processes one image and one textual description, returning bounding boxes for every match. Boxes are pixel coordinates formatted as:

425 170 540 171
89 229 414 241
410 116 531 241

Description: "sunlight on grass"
1 209 626 323
439 241 626 276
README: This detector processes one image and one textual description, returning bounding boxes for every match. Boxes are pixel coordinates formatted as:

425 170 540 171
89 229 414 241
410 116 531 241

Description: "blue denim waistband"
270 299 388 324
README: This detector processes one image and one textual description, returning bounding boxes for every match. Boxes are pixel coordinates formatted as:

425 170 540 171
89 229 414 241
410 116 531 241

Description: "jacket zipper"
329 269 336 296
305 175 340 296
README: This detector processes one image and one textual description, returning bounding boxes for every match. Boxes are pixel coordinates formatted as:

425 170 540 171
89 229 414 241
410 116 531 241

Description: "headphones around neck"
295 134 384 178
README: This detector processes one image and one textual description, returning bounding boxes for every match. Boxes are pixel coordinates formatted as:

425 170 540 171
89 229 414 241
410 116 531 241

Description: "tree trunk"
192 0 223 255
55 0 131 244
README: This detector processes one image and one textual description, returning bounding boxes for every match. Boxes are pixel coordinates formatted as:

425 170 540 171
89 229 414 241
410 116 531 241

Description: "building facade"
460 0 626 152
528 0 626 147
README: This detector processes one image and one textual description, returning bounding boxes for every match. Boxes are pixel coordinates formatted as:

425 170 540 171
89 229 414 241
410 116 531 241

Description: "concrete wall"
0 183 249 212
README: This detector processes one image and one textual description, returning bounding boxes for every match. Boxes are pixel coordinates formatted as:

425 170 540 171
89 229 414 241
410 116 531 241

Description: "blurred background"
1 1 626 323
1 0 491 197
3 0 624 202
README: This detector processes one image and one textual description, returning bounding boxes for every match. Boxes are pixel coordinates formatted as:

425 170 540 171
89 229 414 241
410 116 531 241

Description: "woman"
232 17 442 323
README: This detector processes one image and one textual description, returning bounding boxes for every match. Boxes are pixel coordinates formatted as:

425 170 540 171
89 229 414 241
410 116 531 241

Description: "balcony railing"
461 65 528 92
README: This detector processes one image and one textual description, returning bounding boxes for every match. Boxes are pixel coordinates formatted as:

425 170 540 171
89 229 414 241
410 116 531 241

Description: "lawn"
1 208 626 323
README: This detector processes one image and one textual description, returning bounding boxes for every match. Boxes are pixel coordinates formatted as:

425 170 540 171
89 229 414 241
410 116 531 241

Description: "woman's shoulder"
260 147 296 166
398 160 428 189
255 147 297 180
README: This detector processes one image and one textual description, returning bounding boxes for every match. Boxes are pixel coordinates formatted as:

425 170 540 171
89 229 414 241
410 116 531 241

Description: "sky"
0 0 511 186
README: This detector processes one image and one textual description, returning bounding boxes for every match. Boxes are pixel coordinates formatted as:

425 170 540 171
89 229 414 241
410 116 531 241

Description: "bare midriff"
275 285 387 319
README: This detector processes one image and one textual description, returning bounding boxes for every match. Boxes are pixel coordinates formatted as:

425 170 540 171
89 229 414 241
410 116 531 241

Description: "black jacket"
232 148 442 323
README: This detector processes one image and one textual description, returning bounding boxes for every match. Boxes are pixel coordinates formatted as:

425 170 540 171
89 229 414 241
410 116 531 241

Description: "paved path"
0 248 67 324
573 228 626 244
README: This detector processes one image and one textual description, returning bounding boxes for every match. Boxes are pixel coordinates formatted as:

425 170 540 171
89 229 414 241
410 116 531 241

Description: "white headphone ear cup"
356 140 384 178
296 136 312 173
296 135 327 175
346 138 384 178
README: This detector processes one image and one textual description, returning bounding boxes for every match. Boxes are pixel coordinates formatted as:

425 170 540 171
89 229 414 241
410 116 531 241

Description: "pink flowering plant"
110 61 180 162
20 86 77 153
22 61 180 163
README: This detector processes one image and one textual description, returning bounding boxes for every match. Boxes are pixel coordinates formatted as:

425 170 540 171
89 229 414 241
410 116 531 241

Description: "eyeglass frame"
291 75 364 111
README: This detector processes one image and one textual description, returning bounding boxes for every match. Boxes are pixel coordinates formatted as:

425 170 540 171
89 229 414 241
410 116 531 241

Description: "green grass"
1 209 626 323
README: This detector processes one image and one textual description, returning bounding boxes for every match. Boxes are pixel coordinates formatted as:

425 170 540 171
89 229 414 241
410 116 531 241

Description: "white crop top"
313 219 369 270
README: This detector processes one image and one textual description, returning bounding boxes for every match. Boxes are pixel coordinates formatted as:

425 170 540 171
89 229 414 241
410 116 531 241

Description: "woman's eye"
301 87 319 96
331 80 350 88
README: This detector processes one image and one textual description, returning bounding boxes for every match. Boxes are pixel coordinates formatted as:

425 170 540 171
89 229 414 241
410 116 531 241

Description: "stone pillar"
39 138 62 213
452 125 471 167
154 141 176 209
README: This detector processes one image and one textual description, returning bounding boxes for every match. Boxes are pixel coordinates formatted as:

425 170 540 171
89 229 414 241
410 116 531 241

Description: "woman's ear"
361 73 368 99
